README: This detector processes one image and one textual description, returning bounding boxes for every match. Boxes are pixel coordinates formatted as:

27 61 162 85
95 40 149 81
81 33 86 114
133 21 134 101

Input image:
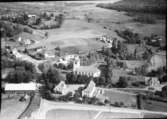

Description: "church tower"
73 58 80 71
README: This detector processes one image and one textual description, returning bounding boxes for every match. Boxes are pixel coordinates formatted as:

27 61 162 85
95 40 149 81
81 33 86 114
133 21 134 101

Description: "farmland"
1 1 166 119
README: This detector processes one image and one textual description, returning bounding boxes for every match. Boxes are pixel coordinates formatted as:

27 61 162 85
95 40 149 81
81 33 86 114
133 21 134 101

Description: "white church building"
73 57 101 78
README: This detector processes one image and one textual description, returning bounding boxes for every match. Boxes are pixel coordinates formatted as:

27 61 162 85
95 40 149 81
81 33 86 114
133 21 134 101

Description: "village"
1 1 167 119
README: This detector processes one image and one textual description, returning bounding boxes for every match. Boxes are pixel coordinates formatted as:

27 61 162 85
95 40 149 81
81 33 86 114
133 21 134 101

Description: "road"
12 48 47 74
28 98 167 119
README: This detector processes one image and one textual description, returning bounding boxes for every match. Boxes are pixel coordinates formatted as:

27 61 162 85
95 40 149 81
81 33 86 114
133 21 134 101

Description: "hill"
96 0 166 14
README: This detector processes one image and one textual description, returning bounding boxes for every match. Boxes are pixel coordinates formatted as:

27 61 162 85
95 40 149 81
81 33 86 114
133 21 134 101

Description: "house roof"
83 80 96 93
125 60 145 69
75 65 100 74
5 82 36 91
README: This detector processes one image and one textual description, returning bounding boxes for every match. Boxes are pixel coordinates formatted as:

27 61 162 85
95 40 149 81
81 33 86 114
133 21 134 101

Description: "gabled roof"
75 65 100 74
83 80 96 93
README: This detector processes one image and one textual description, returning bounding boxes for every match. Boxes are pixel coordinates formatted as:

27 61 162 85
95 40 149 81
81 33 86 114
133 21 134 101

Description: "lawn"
0 95 30 119
46 109 98 119
28 19 105 54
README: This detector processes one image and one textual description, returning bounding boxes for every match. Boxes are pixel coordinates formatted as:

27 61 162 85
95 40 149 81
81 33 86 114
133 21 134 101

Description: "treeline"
96 0 166 14
0 21 32 37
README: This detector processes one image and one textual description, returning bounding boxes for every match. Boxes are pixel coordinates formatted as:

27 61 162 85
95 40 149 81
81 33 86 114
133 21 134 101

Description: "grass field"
28 19 106 54
0 96 30 119
1 2 165 54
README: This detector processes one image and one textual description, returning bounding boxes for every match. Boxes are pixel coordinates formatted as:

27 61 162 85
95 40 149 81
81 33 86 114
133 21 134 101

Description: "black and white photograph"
0 0 167 119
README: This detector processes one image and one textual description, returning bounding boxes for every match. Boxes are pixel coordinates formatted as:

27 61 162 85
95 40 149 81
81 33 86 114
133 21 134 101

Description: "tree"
104 57 113 84
6 67 33 83
40 67 65 91
116 77 128 88
45 32 48 38
36 18 41 25
161 85 167 97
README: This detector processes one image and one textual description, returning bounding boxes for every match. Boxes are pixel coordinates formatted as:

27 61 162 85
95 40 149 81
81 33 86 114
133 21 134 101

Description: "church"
72 57 101 78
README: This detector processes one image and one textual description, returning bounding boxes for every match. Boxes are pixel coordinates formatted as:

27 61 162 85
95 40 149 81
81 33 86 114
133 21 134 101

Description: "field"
1 2 165 54
28 19 106 54
26 2 165 55
0 95 30 119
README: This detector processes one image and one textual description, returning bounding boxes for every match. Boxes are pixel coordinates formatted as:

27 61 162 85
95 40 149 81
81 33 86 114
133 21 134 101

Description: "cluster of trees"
144 34 164 47
55 14 65 28
1 55 35 72
0 12 29 25
0 21 32 37
38 67 65 92
66 72 113 87
115 76 128 88
146 66 166 78
54 63 73 70
4 60 36 83
115 29 141 44
6 67 34 83
133 65 148 76
101 44 132 61
0 21 22 37
133 14 156 24
96 0 166 14
66 72 91 84
40 12 52 21
31 13 65 30
80 51 102 66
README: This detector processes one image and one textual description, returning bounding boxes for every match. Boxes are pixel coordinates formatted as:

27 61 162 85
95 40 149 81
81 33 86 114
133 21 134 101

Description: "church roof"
75 65 100 74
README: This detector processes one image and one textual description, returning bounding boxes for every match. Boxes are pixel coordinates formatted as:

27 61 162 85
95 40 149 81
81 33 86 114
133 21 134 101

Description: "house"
73 58 101 77
5 82 36 94
56 54 79 67
54 81 84 95
44 51 55 59
54 81 67 95
28 14 37 18
82 80 96 97
12 48 22 58
146 53 166 72
147 77 160 88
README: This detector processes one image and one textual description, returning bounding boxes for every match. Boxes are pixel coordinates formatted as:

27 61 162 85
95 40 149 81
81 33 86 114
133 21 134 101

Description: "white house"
82 80 96 97
146 53 166 72
5 82 36 93
56 54 79 67
28 14 37 18
54 81 67 95
12 48 22 58
54 81 84 95
44 52 55 59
